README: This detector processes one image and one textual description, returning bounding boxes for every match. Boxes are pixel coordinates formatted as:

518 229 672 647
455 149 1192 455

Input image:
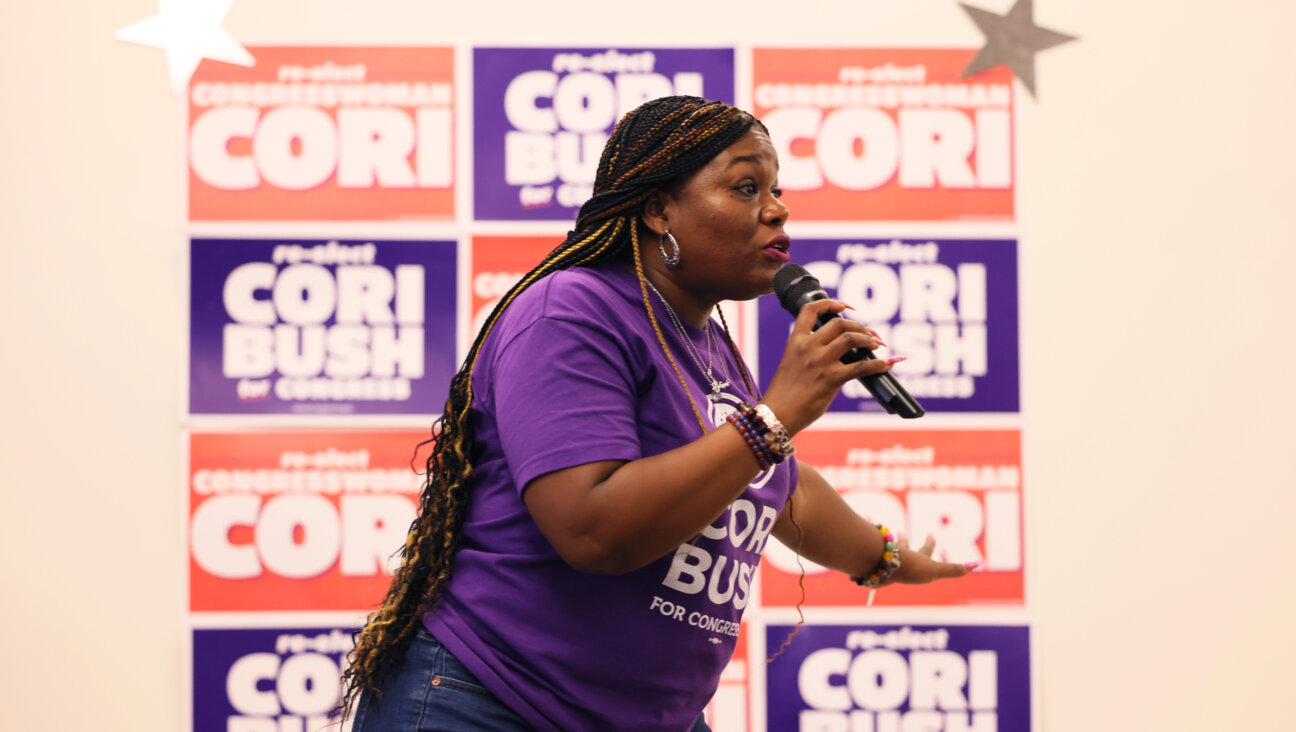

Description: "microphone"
773 264 925 419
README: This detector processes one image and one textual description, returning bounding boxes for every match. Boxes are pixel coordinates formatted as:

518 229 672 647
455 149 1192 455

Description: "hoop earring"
659 230 681 268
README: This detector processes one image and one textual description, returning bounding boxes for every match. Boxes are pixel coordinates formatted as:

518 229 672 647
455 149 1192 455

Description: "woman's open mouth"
764 236 791 263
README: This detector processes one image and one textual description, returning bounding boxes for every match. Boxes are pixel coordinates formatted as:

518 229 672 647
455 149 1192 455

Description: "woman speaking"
339 96 973 731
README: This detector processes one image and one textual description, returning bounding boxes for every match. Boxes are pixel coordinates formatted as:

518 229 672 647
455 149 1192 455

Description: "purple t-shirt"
423 260 799 731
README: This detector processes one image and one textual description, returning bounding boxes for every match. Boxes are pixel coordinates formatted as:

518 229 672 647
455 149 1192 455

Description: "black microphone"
773 264 925 419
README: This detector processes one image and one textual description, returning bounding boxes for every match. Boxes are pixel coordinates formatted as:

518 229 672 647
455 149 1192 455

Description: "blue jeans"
352 627 712 732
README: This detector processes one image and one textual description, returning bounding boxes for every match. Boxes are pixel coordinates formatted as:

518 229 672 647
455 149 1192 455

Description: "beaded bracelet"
752 403 795 461
735 402 795 462
741 403 793 465
726 409 776 470
850 524 901 589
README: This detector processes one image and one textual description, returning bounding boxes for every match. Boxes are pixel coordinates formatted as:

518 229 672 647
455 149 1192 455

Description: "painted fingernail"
843 303 856 311
925 533 934 543
886 357 906 366
964 560 983 571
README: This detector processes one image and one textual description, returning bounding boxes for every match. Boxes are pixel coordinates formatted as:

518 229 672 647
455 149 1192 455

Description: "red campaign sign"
470 235 755 360
705 622 749 732
189 431 429 612
470 235 558 334
751 48 1015 221
188 47 455 222
761 429 1024 607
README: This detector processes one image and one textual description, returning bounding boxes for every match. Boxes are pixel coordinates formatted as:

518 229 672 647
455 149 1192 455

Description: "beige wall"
2 0 1293 729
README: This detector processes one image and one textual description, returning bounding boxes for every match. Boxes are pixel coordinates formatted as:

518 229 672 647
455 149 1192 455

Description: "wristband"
752 403 795 460
850 524 901 588
726 409 773 470
745 405 782 461
726 402 794 470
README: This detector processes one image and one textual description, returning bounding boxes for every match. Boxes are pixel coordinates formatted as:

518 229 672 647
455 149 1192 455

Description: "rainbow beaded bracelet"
850 524 901 588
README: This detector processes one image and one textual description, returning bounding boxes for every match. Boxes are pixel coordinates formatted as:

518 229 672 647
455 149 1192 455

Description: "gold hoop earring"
659 231 680 268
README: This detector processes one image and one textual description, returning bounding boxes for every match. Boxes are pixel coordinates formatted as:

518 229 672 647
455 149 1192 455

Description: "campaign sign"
470 235 559 334
752 48 1015 221
188 431 426 611
706 623 750 732
471 235 755 354
190 238 456 415
757 238 1018 413
473 47 735 220
188 46 454 221
193 625 357 732
762 430 1023 607
765 624 1030 732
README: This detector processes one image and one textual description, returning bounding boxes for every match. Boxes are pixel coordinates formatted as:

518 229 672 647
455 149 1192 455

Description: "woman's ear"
640 190 670 236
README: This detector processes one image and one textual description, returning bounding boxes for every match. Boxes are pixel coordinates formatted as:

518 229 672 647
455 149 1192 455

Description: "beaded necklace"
644 278 731 403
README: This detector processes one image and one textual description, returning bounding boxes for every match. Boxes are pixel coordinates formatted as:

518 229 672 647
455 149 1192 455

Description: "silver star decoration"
960 0 1077 97
116 0 254 92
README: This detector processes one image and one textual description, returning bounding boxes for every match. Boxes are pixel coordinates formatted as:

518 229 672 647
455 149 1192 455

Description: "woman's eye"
771 187 783 199
737 183 757 195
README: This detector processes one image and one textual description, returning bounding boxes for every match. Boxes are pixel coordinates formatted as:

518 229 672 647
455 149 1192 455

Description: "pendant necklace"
645 279 730 402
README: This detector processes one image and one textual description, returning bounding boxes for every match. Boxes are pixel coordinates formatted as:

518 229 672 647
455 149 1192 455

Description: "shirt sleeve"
488 315 644 495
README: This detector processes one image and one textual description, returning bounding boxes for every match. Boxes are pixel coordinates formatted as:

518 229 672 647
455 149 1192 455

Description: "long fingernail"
843 303 856 311
964 560 983 571
925 533 933 543
886 357 906 366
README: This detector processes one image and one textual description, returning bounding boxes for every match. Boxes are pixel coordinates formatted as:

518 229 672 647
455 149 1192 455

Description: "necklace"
645 279 730 402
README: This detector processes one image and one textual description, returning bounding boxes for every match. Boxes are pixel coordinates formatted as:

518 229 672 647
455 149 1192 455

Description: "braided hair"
335 96 768 719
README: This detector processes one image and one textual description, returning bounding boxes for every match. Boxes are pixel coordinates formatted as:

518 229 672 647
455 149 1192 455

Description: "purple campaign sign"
190 238 456 415
473 47 735 221
766 623 1031 732
192 626 357 732
758 238 1019 413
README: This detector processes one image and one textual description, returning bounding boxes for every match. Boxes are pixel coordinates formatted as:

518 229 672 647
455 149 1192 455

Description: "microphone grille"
773 264 823 315
773 264 810 298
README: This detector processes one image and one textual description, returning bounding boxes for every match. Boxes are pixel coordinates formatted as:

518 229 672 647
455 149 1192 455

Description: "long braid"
631 224 707 432
336 97 762 721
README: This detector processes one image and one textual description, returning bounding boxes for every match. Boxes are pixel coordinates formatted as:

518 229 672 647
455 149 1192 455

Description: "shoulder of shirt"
489 264 639 350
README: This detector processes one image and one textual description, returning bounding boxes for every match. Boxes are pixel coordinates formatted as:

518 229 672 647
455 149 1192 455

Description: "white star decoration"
116 0 255 92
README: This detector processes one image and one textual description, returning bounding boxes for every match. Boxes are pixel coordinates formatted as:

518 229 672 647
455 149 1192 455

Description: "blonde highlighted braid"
337 97 780 721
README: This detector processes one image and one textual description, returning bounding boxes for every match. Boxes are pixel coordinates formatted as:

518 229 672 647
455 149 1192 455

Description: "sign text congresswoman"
761 429 1024 607
758 238 1018 414
473 47 735 220
752 48 1015 221
190 238 455 415
188 431 425 612
188 47 455 221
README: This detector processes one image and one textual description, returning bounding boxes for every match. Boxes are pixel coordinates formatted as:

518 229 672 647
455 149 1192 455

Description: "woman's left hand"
884 535 978 586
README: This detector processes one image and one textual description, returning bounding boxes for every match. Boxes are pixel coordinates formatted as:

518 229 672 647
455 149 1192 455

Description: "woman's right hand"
759 297 895 435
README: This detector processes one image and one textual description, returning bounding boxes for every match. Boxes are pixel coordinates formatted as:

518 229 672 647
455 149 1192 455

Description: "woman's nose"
764 194 789 225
